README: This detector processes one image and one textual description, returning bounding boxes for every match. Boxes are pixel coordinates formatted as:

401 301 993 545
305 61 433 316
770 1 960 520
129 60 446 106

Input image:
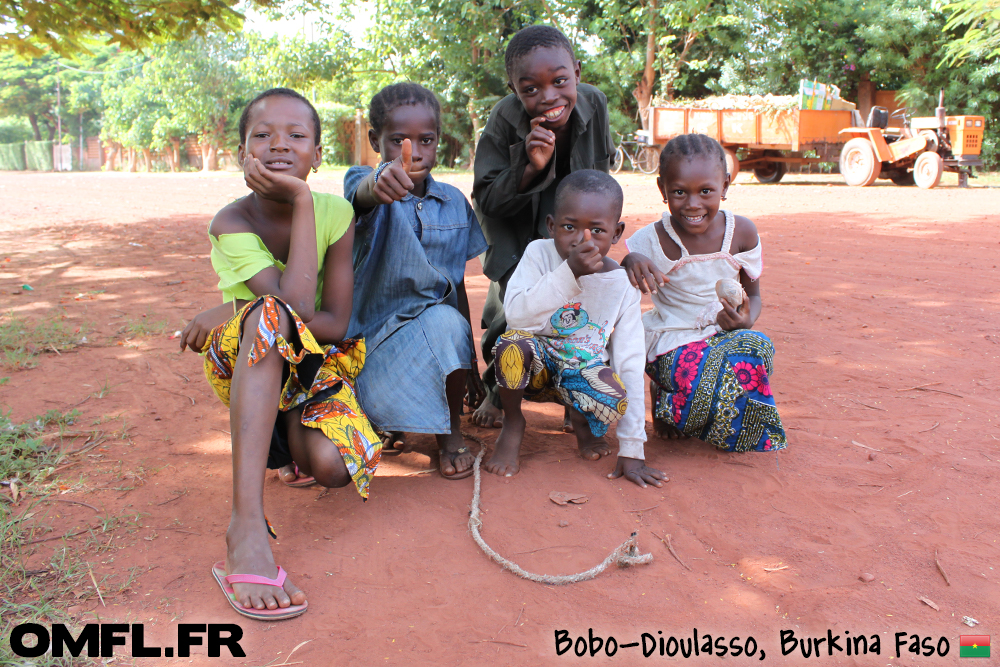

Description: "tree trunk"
105 142 119 171
127 147 137 172
632 0 658 130
468 97 480 166
200 142 218 172
170 138 181 172
28 113 42 141
141 147 152 172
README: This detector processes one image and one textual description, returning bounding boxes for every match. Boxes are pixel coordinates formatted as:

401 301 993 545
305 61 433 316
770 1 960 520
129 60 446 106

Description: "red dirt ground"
1 169 998 666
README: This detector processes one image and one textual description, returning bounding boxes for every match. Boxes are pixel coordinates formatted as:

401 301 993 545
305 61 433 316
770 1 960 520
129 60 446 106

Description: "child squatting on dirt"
622 133 787 453
486 169 667 489
178 88 380 620
343 82 488 480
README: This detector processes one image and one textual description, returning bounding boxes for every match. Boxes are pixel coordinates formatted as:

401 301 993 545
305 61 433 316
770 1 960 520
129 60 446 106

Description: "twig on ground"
897 490 915 498
623 505 659 513
402 469 435 476
769 503 788 514
851 440 882 452
723 460 755 467
513 605 524 628
917 422 940 433
88 565 106 607
277 640 313 666
897 382 941 391
651 531 691 571
210 428 231 436
851 398 887 412
470 640 528 648
934 550 951 586
40 498 100 512
158 388 195 405
511 545 583 556
156 492 186 506
763 565 789 572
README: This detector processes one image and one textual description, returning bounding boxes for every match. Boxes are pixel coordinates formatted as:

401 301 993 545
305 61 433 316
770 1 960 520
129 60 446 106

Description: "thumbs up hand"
370 138 421 205
567 228 604 277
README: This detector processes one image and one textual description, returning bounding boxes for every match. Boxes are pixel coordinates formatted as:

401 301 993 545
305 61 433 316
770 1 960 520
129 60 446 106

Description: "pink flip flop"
211 561 308 620
282 464 317 488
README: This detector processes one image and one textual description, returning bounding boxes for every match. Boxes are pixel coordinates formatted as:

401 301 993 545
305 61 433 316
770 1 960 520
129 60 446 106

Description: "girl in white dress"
622 134 786 452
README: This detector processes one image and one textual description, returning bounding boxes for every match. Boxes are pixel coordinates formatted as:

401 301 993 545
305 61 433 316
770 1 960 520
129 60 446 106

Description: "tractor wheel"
612 146 626 174
724 148 740 181
840 138 881 186
753 150 786 183
638 146 661 174
913 152 943 189
887 169 915 186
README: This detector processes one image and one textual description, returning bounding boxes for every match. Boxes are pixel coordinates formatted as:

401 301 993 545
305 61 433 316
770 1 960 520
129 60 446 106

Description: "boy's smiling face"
509 46 581 132
368 103 439 191
546 190 624 262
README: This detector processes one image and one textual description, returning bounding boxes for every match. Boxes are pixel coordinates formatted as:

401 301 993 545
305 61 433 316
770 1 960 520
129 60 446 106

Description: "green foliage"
0 0 282 57
0 116 31 142
316 102 357 165
943 0 1000 63
0 142 25 170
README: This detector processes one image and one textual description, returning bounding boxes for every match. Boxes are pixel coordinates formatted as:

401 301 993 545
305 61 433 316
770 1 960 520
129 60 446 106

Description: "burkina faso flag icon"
960 635 989 658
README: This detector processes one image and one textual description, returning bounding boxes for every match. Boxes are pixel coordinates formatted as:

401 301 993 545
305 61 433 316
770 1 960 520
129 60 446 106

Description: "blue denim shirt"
344 166 488 352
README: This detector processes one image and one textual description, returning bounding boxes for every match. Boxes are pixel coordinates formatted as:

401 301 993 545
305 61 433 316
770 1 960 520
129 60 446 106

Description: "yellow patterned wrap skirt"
203 296 381 499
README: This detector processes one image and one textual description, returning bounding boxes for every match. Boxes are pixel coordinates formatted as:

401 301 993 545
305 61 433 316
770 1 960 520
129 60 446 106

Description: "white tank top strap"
660 213 689 257
721 209 735 254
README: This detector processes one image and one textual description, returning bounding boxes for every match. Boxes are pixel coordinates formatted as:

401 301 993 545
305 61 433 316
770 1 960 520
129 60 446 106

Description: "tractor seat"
867 106 889 129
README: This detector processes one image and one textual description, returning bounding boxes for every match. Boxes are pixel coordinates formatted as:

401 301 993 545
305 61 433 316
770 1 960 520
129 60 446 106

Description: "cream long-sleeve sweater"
503 239 647 459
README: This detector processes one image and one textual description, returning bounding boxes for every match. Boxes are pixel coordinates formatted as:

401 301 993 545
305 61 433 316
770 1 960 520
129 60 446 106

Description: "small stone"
868 452 877 461
860 573 875 582
558 520 569 527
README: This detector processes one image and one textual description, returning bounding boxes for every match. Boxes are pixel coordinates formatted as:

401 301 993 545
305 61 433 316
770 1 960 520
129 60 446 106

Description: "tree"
0 51 58 139
0 0 282 57
942 0 1000 64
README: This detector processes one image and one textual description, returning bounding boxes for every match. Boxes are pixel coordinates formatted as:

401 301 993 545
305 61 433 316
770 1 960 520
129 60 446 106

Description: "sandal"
211 561 308 620
438 446 474 480
281 464 317 488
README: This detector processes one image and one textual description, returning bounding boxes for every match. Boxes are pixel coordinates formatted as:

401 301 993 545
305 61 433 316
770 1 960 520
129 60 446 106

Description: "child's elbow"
296 304 316 322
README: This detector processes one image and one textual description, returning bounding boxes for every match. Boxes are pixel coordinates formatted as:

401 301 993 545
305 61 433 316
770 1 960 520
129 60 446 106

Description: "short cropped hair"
504 25 576 82
238 88 321 146
659 133 728 176
368 82 441 135
555 169 624 218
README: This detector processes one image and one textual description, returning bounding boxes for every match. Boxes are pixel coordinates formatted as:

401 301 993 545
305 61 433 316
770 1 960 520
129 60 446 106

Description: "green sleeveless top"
209 192 353 310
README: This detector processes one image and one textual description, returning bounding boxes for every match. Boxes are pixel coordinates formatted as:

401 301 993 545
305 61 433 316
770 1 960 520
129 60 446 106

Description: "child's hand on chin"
567 229 603 277
717 294 752 331
244 157 309 203
608 457 667 488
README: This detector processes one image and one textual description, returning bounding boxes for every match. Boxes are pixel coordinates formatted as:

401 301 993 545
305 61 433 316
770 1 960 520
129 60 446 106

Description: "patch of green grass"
120 313 169 337
0 312 83 370
0 410 147 665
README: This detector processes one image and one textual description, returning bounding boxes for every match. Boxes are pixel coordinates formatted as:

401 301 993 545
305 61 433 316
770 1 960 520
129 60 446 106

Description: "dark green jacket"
472 83 616 281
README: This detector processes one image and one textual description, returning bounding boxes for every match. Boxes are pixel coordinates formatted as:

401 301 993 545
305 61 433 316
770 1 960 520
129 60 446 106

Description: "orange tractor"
838 92 985 188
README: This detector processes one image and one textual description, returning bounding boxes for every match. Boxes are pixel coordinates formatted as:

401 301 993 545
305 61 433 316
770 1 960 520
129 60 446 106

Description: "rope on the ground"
462 431 653 585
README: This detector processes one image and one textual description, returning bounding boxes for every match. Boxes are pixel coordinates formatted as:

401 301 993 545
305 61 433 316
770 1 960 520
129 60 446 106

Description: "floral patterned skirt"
203 296 381 499
646 329 786 452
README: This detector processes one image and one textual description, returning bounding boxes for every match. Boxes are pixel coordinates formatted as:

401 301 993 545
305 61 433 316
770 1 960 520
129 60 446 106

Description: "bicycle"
612 131 660 174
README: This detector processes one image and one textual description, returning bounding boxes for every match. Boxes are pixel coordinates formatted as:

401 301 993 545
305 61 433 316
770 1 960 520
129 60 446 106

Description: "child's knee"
493 331 537 390
307 447 352 488
240 298 294 344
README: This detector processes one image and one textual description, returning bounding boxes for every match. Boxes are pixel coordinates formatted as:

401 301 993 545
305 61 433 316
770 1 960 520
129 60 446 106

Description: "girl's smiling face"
658 155 731 235
369 102 439 191
509 46 581 132
239 96 321 180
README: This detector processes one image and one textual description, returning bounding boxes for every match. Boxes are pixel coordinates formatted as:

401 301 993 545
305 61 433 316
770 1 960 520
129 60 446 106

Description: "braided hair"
504 25 576 82
238 88 321 146
368 82 441 135
658 133 728 177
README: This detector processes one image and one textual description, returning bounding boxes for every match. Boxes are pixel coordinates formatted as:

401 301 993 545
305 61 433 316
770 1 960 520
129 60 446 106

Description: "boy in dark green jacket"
471 24 616 429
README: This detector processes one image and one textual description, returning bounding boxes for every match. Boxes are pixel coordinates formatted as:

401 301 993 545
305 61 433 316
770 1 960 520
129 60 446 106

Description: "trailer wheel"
913 152 943 189
638 146 660 174
612 146 626 174
840 138 881 186
753 150 786 183
724 148 740 180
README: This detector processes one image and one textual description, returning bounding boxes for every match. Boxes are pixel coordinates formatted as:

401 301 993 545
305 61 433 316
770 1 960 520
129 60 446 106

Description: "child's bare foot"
470 401 503 428
225 520 305 611
568 408 611 460
380 431 407 455
485 411 525 477
437 430 474 479
562 406 574 433
653 416 689 440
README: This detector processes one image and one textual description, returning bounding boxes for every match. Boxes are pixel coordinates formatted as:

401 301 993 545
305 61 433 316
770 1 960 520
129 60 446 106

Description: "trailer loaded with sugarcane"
642 91 984 189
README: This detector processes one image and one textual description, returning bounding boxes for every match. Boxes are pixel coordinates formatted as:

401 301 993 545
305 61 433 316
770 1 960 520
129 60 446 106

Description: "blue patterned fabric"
646 329 787 452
